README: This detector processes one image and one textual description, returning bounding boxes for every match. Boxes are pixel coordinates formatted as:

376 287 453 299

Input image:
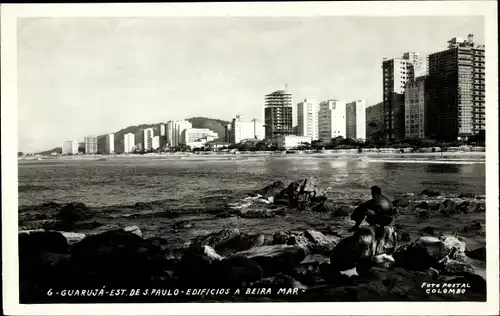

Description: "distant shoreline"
19 151 486 163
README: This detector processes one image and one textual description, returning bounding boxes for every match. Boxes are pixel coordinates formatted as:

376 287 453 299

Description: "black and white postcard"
1 2 498 315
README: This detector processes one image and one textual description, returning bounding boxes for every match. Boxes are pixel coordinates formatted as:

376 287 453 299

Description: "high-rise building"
346 100 366 140
404 76 428 139
167 120 192 147
142 128 154 151
297 99 319 141
62 140 79 155
382 53 417 140
84 136 98 154
264 89 293 139
365 102 384 140
318 99 347 140
426 34 485 140
152 136 160 150
105 133 115 154
229 115 265 144
123 133 135 153
159 123 167 149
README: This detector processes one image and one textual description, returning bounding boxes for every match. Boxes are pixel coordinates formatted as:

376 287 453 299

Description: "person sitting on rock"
348 186 393 233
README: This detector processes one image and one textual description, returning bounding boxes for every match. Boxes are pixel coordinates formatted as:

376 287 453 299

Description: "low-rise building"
276 135 312 150
62 140 79 155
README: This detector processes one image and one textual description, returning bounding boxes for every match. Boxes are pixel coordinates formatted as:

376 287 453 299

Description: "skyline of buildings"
56 33 485 154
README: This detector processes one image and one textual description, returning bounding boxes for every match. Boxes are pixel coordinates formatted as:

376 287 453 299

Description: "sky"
17 16 484 153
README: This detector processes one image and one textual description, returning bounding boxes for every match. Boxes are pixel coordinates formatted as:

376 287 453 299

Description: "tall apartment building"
297 99 319 141
159 123 167 149
142 128 154 151
318 99 347 140
346 100 367 140
167 120 192 147
427 34 485 140
382 53 417 140
84 136 98 154
123 133 135 153
404 76 428 139
62 140 79 155
104 133 115 154
264 90 293 139
230 115 265 144
365 102 384 140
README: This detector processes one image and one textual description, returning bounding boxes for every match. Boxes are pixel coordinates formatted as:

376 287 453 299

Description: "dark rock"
465 247 486 261
421 189 441 197
416 201 429 209
418 210 429 218
156 210 181 218
447 273 486 295
396 231 411 242
393 236 450 271
208 256 263 288
19 230 69 255
215 233 265 256
255 180 287 199
172 220 196 230
238 208 275 218
392 197 410 207
420 226 436 236
274 177 327 208
475 201 486 212
189 228 241 250
458 192 475 198
457 200 476 213
134 202 154 210
439 199 457 215
233 245 307 277
303 230 339 256
311 200 335 213
441 258 474 275
331 205 352 217
57 202 93 222
272 230 294 244
175 245 224 287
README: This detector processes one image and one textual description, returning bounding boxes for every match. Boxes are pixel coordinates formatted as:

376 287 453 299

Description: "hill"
36 117 230 154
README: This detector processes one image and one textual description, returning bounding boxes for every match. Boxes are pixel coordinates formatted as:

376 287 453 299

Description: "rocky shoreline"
19 178 487 303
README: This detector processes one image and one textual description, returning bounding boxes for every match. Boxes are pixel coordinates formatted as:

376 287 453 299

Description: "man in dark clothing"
348 186 393 232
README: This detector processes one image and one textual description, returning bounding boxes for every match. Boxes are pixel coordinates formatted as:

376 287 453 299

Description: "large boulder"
272 230 339 256
19 230 69 255
233 245 307 277
255 181 287 199
189 228 241 250
331 205 352 217
439 199 457 216
441 258 475 275
215 233 266 256
393 236 450 271
56 202 93 222
274 177 327 208
465 247 486 261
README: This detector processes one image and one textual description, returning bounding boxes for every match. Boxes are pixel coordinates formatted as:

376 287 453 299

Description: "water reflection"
424 164 461 174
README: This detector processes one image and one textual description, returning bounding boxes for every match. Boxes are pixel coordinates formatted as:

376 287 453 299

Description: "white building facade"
167 120 193 147
105 133 115 154
62 140 79 155
152 136 160 150
318 99 347 140
123 133 135 153
297 99 319 141
142 128 154 151
181 128 218 148
230 115 265 144
346 100 367 140
276 135 313 150
84 136 98 154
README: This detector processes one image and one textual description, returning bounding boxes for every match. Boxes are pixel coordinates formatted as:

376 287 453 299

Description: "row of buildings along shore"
61 34 485 154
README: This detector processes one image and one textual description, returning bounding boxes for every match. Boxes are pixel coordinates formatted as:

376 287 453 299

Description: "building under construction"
264 89 293 139
426 34 485 141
